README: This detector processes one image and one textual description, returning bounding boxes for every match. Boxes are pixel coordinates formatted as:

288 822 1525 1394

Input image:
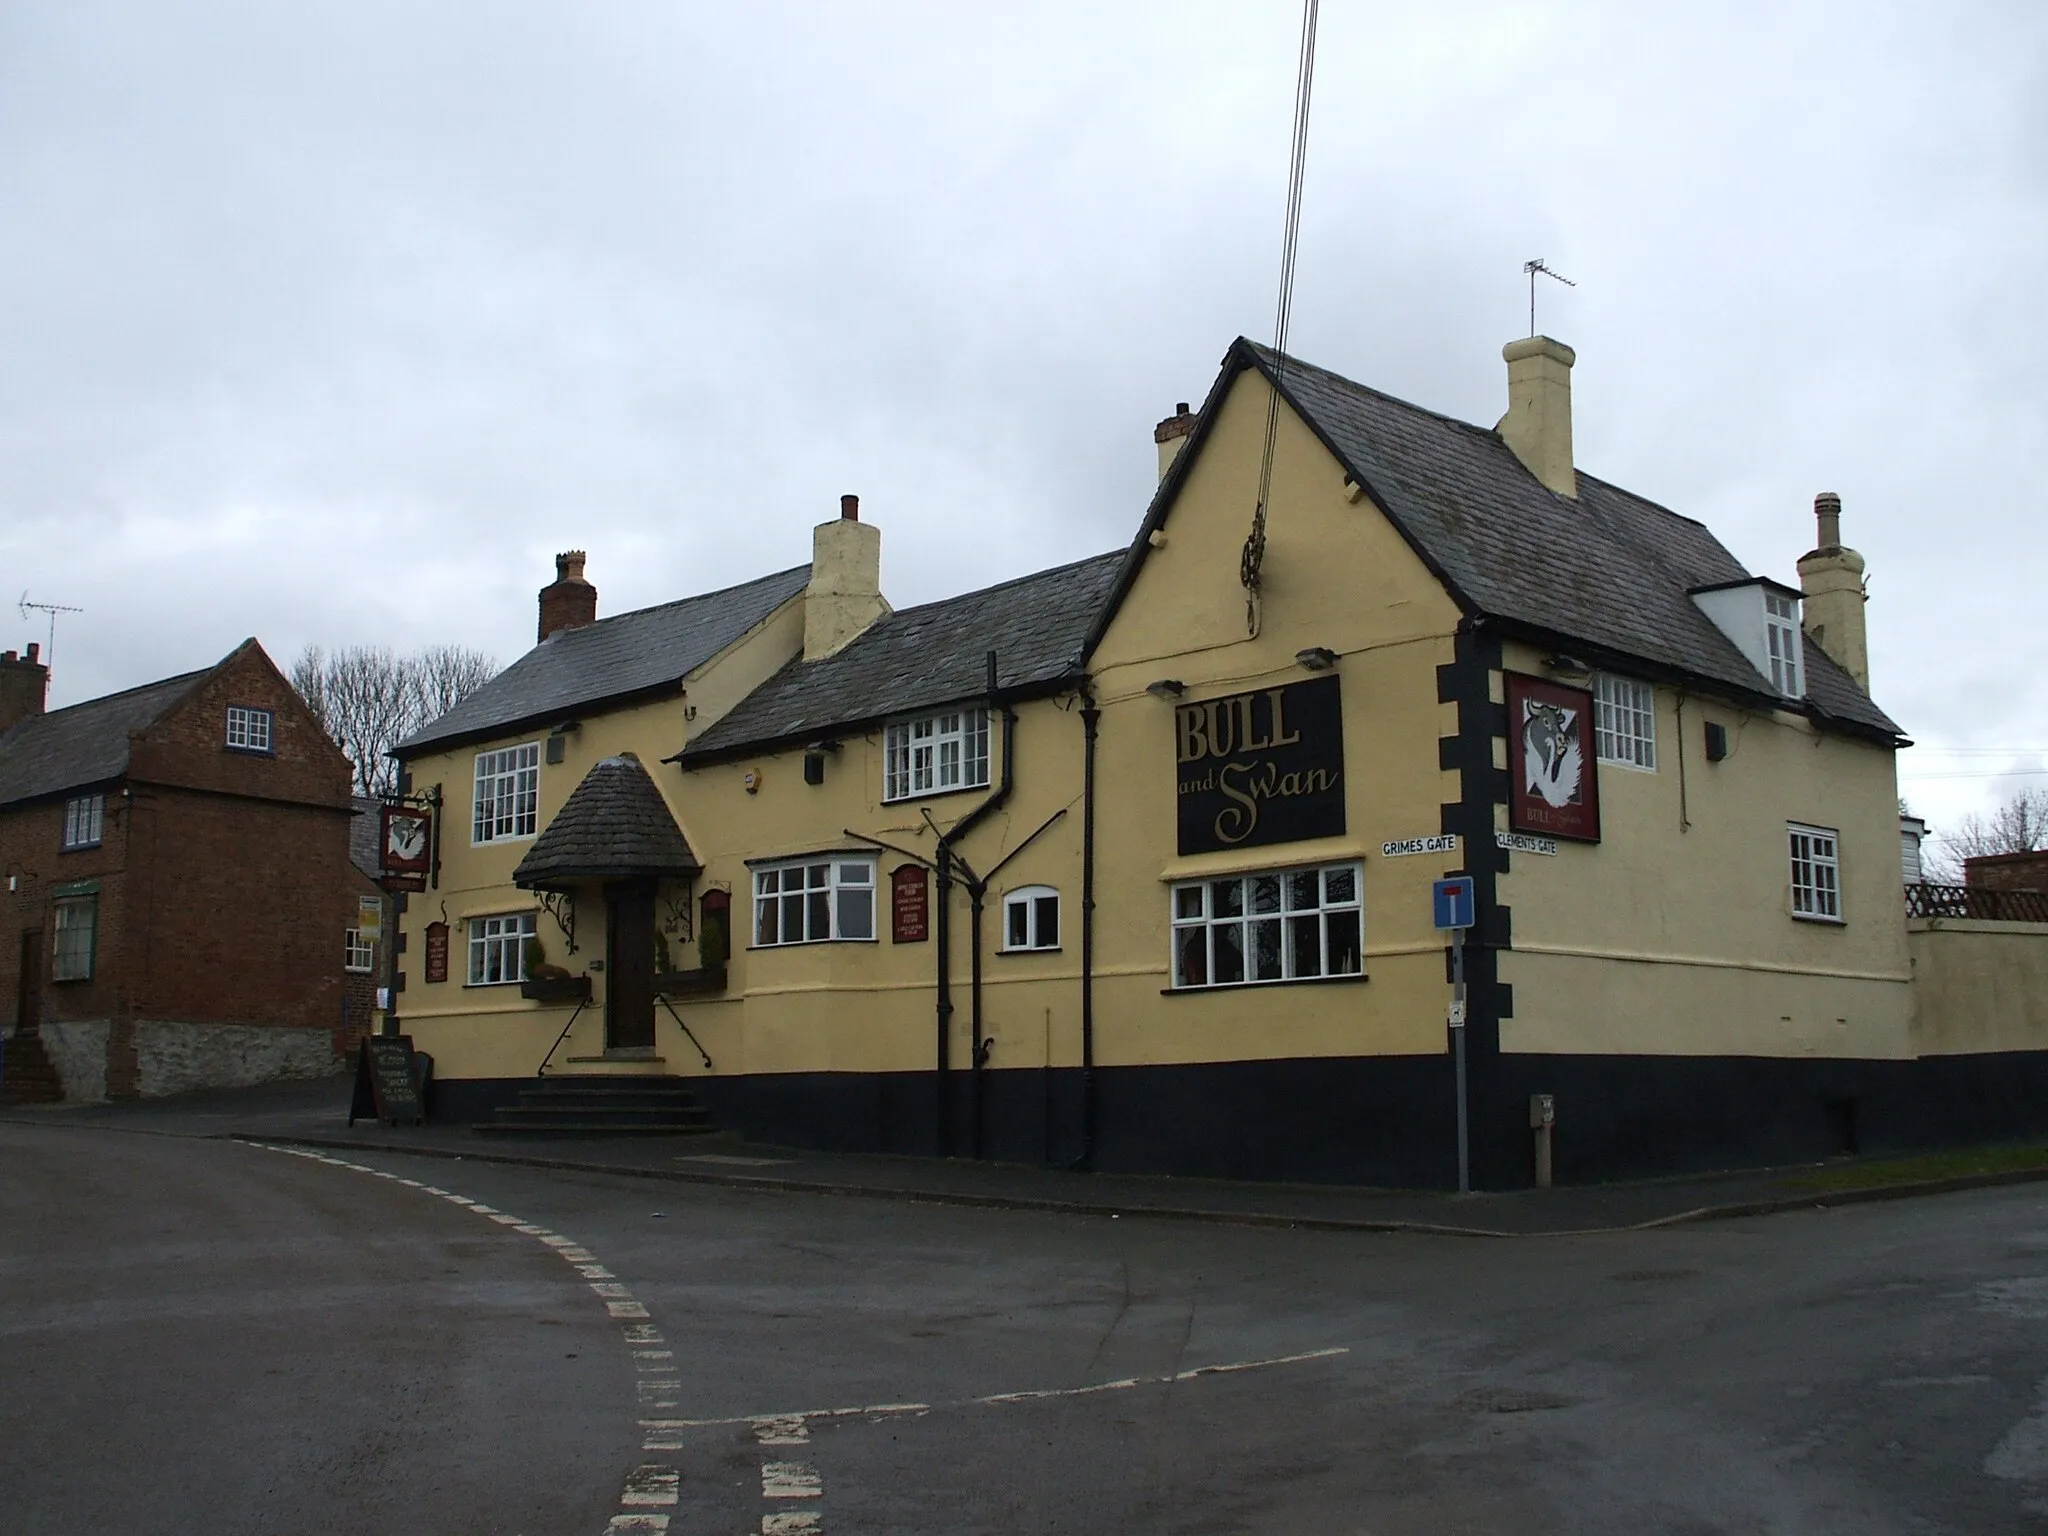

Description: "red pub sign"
891 864 929 943
1506 673 1601 843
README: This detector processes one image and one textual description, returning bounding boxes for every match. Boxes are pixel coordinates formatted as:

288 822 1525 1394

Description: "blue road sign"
1432 876 1475 931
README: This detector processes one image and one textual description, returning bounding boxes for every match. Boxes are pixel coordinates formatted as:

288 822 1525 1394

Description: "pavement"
8 1071 2046 1237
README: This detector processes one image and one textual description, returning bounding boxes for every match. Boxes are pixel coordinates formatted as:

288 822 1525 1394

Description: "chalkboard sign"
348 1035 425 1126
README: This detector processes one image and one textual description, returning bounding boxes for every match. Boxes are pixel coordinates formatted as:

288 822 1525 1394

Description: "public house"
386 332 2048 1187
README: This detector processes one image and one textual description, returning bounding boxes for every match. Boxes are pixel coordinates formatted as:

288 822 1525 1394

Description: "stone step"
472 1120 722 1138
489 1104 712 1129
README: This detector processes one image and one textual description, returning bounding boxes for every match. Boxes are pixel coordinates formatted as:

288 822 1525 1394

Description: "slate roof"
1094 339 1902 742
678 551 1126 763
349 796 383 882
0 670 209 808
514 754 700 889
396 564 813 758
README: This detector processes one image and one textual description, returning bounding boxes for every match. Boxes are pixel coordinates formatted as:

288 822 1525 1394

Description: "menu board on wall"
891 864 929 943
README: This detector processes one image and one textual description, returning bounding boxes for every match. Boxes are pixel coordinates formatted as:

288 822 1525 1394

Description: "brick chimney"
1499 336 1577 499
0 643 48 734
804 494 885 661
1154 402 1199 482
538 550 598 642
1796 491 1869 692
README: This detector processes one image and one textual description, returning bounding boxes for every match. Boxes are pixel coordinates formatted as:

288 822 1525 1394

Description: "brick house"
345 794 392 1037
0 638 361 1101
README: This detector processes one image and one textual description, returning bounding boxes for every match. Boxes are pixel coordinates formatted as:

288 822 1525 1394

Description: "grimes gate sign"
1174 675 1345 856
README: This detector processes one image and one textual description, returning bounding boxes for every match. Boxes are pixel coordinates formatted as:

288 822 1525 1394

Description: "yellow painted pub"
388 332 2032 1188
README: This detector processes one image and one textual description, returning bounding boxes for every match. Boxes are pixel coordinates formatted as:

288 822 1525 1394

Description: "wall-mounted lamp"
1294 646 1338 672
1543 654 1592 681
1145 679 1186 700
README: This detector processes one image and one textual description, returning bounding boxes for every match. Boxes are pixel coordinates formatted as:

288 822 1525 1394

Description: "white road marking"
639 1381 684 1409
605 1517 670 1534
624 1324 665 1344
591 1281 633 1299
609 1300 652 1319
577 1264 616 1278
753 1416 810 1445
635 1350 676 1368
761 1461 822 1499
762 1514 823 1534
620 1466 681 1507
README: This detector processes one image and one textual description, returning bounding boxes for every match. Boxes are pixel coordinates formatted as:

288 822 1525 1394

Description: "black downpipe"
935 650 1014 1158
1076 686 1099 1169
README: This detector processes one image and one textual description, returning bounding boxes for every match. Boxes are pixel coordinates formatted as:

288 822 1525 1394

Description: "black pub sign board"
348 1035 426 1126
1175 675 1345 856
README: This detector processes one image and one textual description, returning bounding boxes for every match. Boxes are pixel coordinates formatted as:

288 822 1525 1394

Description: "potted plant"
519 936 589 1004
653 912 728 997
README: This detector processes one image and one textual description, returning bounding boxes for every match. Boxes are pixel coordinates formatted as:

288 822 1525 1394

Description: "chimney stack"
0 642 49 735
1796 491 1869 692
538 550 598 642
804 493 886 661
1153 402 1199 482
1498 336 1577 499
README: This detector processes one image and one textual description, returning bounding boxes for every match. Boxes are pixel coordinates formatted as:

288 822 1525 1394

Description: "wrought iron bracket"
537 889 578 954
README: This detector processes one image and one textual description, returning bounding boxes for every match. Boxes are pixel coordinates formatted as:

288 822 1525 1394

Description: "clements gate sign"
1174 675 1345 855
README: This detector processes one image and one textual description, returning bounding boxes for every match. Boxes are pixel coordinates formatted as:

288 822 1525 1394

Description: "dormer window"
1764 592 1802 695
1688 579 1807 701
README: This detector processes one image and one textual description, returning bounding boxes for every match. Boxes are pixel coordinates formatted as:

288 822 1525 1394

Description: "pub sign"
379 802 432 890
891 864 929 943
1505 673 1601 843
1175 675 1345 856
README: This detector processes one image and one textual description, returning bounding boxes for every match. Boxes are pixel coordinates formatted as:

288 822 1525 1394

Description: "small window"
344 928 376 973
473 743 541 843
1593 675 1656 770
1788 823 1842 922
883 709 991 802
468 911 537 984
1002 886 1060 951
752 858 876 946
62 793 104 850
52 895 97 981
1764 592 1802 697
225 705 274 753
1170 862 1363 989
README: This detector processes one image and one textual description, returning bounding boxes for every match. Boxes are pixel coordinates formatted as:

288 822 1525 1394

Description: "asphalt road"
7 1121 2048 1533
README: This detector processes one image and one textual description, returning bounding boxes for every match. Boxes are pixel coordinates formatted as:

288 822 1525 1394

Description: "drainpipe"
1075 684 1099 1169
934 650 1014 1158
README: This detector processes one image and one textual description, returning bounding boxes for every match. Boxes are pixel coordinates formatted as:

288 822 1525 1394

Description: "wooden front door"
16 930 43 1037
604 883 657 1052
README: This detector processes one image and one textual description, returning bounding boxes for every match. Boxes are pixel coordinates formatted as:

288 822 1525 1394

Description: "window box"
654 964 728 997
519 974 591 1004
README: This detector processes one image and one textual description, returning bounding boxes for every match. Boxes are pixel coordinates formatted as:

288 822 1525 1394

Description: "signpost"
1433 876 1476 1194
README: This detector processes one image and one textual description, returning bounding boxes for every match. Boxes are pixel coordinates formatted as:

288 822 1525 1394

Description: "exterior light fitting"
1294 646 1338 671
1146 679 1186 700
1544 654 1591 680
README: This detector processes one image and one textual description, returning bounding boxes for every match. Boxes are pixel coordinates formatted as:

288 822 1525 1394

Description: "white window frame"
344 928 376 973
62 793 104 850
51 895 96 982
1002 885 1061 952
752 857 877 947
468 911 537 985
883 708 991 802
1788 823 1842 923
1170 862 1364 990
1764 592 1803 697
225 705 274 753
472 742 541 844
1593 674 1656 771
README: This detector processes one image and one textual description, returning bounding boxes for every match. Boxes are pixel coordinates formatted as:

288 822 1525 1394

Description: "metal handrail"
657 995 713 1070
536 999 588 1078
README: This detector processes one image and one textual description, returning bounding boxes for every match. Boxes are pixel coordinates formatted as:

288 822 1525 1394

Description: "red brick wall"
1965 850 2048 893
0 793 130 1031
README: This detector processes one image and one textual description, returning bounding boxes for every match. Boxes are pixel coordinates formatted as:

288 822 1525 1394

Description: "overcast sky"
3 2 2043 833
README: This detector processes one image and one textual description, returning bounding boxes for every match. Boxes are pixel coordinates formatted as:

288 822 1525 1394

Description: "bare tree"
1929 786 2048 879
292 644 498 798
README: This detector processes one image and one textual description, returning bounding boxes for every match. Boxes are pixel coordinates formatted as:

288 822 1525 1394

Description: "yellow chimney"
1796 491 1869 692
804 494 886 661
1499 336 1577 499
1153 402 1198 482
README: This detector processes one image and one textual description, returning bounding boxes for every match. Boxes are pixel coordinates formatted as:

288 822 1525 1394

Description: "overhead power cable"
1239 0 1320 636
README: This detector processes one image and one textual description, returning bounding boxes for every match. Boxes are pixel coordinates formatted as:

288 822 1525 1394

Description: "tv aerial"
1524 258 1576 336
18 592 83 667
